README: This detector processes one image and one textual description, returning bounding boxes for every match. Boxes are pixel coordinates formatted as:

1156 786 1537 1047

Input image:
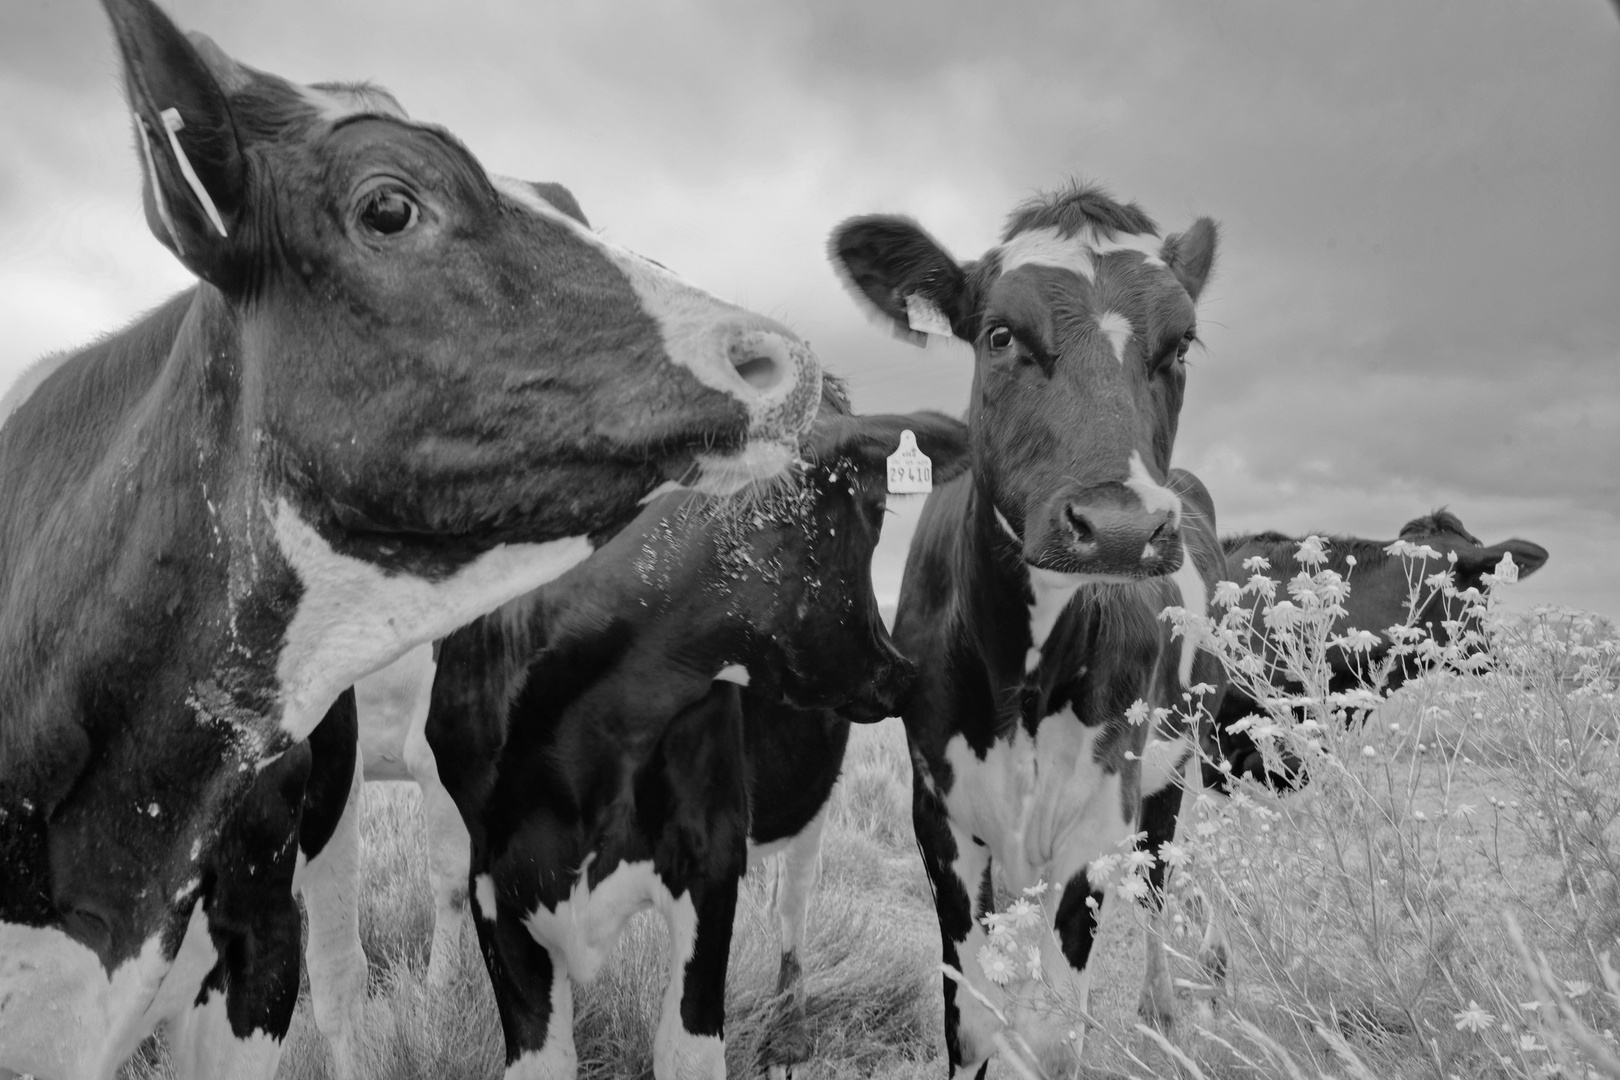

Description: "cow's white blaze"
273 498 592 742
1095 309 1132 364
997 226 1094 281
1124 452 1182 523
997 225 1166 284
1089 230 1167 267
490 175 816 441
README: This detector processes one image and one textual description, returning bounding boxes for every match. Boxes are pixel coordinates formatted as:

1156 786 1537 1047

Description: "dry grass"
119 597 1620 1080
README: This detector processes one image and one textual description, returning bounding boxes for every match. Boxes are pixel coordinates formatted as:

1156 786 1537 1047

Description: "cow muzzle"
840 649 917 724
1029 492 1184 579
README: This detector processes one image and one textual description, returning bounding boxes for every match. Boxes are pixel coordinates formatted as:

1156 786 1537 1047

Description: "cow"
0 1 822 1076
406 391 970 1080
1209 509 1549 791
828 180 1226 1075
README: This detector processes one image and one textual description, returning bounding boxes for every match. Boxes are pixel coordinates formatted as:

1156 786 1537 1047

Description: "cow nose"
728 330 787 391
1061 500 1181 576
717 319 820 438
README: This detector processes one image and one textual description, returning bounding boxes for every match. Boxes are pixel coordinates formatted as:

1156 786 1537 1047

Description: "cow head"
830 182 1216 582
101 0 820 564
1390 510 1549 678
709 388 971 720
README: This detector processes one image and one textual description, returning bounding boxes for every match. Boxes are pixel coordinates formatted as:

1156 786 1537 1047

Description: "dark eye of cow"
986 325 1015 352
359 188 419 236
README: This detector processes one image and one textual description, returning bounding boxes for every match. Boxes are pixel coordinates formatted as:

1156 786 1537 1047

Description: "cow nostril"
732 353 783 391
1148 520 1170 545
1064 505 1094 544
728 332 788 392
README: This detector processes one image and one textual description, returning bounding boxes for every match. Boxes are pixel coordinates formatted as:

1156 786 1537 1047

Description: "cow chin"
688 437 799 497
1023 521 1186 581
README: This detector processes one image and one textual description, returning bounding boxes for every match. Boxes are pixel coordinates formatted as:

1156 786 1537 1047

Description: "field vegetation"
120 541 1619 1080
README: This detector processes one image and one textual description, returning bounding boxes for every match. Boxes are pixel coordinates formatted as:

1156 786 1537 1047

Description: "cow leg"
405 705 472 987
473 891 578 1080
771 804 827 994
653 879 734 1080
762 805 828 1080
167 745 311 1080
300 753 368 1080
1135 735 1195 1029
912 769 994 1080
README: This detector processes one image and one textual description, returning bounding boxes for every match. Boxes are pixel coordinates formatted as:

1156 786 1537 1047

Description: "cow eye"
986 325 1015 352
359 188 419 235
1169 330 1196 367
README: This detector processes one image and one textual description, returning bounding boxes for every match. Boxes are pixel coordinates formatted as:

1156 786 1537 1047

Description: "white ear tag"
887 430 933 494
905 293 953 337
160 107 229 238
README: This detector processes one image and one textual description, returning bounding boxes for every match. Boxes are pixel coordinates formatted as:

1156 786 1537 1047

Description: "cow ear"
829 216 973 347
1161 217 1219 301
1453 538 1549 583
103 0 248 286
530 181 590 227
833 411 973 487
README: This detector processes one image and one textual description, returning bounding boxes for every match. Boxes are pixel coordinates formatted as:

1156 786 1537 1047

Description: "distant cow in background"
830 179 1227 1075
1209 509 1549 791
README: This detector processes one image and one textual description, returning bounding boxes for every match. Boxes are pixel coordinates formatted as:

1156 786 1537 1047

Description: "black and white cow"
1209 509 1549 790
400 393 969 1080
0 0 822 1075
830 181 1226 1075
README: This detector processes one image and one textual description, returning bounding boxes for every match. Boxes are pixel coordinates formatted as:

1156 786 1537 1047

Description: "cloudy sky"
2 0 1616 616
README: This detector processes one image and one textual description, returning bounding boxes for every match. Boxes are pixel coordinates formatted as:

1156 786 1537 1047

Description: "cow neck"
957 479 1092 733
0 287 299 949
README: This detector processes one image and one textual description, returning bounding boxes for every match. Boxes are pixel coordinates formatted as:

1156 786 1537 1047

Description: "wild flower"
977 944 1015 986
1455 1001 1496 1033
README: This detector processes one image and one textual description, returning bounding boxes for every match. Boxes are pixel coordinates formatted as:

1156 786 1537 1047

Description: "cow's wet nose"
728 330 788 392
1062 501 1182 576
719 319 819 436
843 650 916 724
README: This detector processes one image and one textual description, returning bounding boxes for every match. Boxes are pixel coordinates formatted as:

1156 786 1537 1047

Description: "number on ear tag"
905 293 953 337
887 430 933 494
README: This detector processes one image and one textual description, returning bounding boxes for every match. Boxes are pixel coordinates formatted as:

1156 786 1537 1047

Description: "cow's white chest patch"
272 498 592 743
1024 565 1084 673
942 714 1124 891
714 664 751 686
521 856 675 983
0 918 181 1079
